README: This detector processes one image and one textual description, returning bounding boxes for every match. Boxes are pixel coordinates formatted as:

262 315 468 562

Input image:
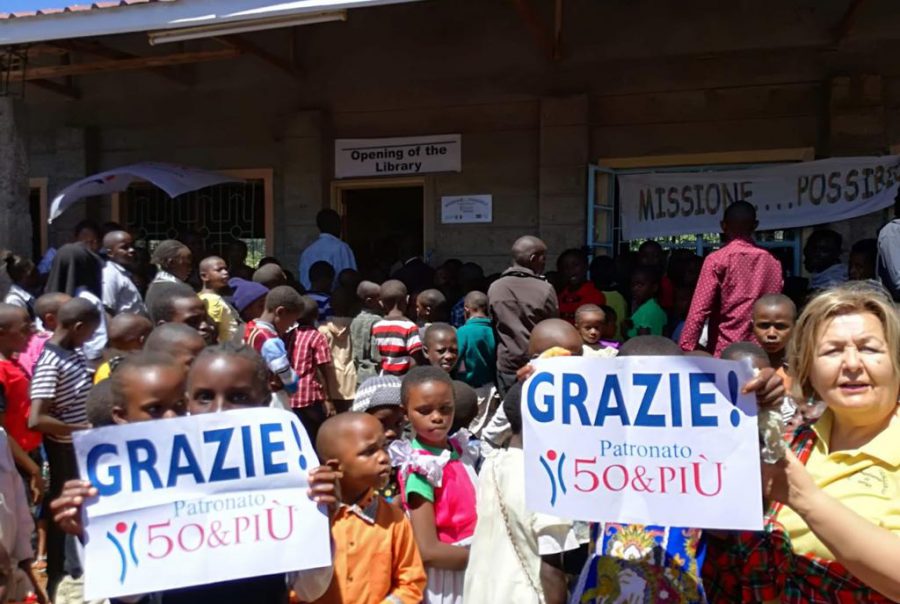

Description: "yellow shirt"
777 407 900 559
198 292 239 344
93 361 111 384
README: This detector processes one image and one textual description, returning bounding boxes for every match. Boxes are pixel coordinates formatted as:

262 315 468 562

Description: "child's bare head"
0 304 32 355
264 286 304 334
199 256 230 291
253 263 287 289
618 335 682 357
316 412 391 502
356 280 381 312
528 318 583 358
379 280 408 313
423 322 458 373
463 291 488 319
721 342 771 372
574 304 606 346
144 323 206 368
57 298 101 347
108 313 153 353
34 292 71 332
110 352 188 424
416 289 447 323
309 261 335 293
450 380 478 434
187 343 270 415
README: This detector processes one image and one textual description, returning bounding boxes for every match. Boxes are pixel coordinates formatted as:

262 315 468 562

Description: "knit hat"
352 375 402 413
229 277 268 313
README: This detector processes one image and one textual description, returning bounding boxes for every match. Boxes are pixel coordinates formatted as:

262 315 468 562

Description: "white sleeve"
532 513 579 556
480 405 511 458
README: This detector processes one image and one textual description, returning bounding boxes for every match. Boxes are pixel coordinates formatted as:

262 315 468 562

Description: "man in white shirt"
297 209 357 290
101 231 147 316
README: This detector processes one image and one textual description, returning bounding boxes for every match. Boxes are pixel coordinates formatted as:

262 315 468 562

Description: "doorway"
336 183 424 280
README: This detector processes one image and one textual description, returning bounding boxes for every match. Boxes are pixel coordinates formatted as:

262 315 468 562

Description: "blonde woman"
705 282 900 602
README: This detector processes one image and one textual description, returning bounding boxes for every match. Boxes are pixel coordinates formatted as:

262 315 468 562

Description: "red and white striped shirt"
289 325 332 408
372 318 422 376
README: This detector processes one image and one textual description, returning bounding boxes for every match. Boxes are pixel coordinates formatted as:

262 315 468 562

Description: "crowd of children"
0 208 885 604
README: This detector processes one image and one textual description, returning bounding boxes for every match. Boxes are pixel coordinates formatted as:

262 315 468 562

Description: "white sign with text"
335 134 461 178
73 408 330 600
441 194 492 223
523 356 763 530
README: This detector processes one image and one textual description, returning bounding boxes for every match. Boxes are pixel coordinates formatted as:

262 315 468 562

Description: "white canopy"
48 162 240 223
0 0 425 45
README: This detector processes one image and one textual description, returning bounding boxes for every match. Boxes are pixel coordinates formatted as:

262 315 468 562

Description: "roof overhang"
0 0 425 45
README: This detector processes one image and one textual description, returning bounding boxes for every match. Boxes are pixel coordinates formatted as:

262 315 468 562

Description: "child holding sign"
311 412 426 604
52 344 341 604
394 366 478 604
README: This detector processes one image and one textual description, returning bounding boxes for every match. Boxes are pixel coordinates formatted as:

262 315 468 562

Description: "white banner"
335 134 461 178
523 356 762 530
619 155 900 239
73 408 330 600
441 194 492 223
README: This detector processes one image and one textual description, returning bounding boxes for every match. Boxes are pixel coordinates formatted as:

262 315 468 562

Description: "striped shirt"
372 318 422 376
289 326 332 408
29 343 91 443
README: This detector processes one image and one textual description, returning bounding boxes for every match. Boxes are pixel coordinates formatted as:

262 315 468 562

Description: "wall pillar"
280 110 326 266
0 97 32 256
48 126 94 247
538 94 589 265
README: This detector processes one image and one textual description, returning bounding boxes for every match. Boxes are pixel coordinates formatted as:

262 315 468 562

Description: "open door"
586 165 617 256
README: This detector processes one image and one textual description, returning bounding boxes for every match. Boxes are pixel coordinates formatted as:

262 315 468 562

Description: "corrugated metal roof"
0 0 177 21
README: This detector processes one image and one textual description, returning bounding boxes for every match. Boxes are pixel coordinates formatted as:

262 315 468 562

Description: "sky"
4 1 76 11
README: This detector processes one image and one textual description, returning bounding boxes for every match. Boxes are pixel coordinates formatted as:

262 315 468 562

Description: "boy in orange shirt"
312 412 426 604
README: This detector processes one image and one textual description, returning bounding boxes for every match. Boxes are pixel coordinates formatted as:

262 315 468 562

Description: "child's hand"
742 367 784 408
28 470 44 506
18 560 49 604
516 364 535 383
50 479 97 538
323 400 336 417
307 460 342 517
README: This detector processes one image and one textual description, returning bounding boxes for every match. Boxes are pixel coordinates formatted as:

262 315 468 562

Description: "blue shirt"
297 233 357 290
308 292 332 323
456 317 496 388
450 298 466 327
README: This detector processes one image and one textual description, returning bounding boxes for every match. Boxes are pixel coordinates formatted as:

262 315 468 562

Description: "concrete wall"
17 0 900 271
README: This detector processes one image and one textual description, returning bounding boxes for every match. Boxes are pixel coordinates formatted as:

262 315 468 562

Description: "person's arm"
407 326 425 368
678 258 718 351
0 414 42 504
763 450 900 601
388 514 427 604
539 561 568 604
29 398 89 436
312 333 335 415
407 494 469 570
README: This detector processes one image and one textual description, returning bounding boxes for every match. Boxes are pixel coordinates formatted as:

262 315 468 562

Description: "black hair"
619 335 682 357
400 366 454 407
589 254 617 290
257 256 281 268
309 260 335 285
316 209 342 236
4 254 34 283
74 219 100 239
58 297 101 328
638 240 663 254
503 381 524 436
424 322 456 345
631 265 661 284
265 285 304 313
144 322 204 353
380 280 408 310
146 282 198 324
599 304 617 321
450 380 478 434
34 292 70 319
111 351 183 407
417 288 447 310
463 291 488 313
723 200 757 223
299 295 320 324
556 248 587 270
151 239 190 270
850 238 877 260
753 293 797 318
574 304 604 322
85 379 116 427
253 264 286 288
190 342 269 402
330 286 356 317
721 342 770 368
807 228 842 251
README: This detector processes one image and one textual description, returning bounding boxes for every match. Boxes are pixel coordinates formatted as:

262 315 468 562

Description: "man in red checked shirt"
679 201 783 357
556 249 605 324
